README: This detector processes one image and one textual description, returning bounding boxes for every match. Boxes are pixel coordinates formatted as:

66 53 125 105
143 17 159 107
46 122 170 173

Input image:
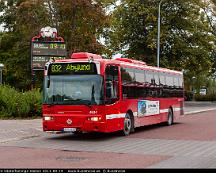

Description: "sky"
0 25 3 32
0 11 3 32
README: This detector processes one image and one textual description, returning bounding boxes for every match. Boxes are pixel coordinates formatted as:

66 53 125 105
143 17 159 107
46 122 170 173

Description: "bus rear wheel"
167 108 174 126
122 113 132 136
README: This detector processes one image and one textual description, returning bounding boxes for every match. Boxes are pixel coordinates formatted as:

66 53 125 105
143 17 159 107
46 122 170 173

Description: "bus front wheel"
122 113 132 136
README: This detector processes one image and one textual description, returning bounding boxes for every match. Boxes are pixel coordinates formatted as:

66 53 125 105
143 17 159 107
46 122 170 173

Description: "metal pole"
157 0 163 68
0 64 4 85
0 70 2 84
31 70 35 90
192 76 196 100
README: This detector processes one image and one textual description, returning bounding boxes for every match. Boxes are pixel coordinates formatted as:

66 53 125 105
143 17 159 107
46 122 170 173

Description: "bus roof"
54 52 183 75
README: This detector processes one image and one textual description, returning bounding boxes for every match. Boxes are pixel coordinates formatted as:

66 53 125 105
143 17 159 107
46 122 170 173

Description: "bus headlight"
89 117 101 122
44 116 53 121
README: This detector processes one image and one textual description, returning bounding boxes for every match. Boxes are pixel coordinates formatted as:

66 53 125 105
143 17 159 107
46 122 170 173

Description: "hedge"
0 85 42 118
195 93 216 101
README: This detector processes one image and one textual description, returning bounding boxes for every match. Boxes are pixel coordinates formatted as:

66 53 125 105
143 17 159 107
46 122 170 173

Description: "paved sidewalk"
184 101 216 115
0 101 216 144
0 102 216 168
0 146 169 168
0 119 43 143
1 110 216 168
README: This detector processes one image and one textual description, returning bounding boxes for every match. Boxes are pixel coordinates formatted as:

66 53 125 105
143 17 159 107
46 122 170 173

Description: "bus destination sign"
48 63 97 75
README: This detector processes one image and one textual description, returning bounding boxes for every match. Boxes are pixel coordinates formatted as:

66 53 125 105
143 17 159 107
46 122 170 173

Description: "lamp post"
157 0 164 68
192 76 196 100
192 76 196 92
0 63 4 85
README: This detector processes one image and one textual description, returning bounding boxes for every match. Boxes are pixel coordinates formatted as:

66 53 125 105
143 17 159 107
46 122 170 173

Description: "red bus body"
42 52 184 134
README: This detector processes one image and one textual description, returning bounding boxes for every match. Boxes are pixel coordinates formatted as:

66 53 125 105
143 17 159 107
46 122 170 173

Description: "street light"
157 0 164 68
0 63 4 85
192 76 196 92
192 76 196 100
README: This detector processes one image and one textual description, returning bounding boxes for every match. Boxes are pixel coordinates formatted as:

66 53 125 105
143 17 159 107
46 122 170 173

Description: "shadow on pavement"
45 122 183 142
132 122 182 134
45 131 122 142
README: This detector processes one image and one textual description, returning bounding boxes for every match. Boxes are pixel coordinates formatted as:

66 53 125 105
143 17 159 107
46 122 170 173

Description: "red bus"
43 52 184 135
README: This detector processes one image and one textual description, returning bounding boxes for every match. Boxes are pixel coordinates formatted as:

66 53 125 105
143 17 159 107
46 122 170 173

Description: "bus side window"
159 73 166 86
173 75 179 88
179 75 183 88
166 74 174 88
145 70 153 85
154 71 159 86
105 65 119 104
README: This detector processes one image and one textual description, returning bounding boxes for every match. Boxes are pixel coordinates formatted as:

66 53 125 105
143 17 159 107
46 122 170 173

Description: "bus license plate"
63 128 76 132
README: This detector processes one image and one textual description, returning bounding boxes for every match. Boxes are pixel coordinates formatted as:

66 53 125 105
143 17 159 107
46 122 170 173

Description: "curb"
185 108 216 115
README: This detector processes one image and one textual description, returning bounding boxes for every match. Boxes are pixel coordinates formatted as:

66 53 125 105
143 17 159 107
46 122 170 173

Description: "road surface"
0 101 216 168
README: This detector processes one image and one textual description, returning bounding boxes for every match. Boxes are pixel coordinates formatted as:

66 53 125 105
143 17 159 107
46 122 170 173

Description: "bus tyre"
73 131 82 135
167 108 173 126
122 113 132 136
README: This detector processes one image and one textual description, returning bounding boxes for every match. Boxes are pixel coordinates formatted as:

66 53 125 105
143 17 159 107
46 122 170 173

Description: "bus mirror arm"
47 78 50 88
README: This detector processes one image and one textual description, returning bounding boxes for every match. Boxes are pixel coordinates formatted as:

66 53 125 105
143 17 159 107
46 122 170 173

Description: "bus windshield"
43 75 104 105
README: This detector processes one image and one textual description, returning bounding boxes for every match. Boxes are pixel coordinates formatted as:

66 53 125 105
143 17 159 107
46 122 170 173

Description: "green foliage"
184 91 194 101
194 78 216 101
108 0 216 78
1 0 216 94
50 0 109 54
0 0 50 90
0 0 109 90
0 85 42 118
185 73 216 96
195 93 216 101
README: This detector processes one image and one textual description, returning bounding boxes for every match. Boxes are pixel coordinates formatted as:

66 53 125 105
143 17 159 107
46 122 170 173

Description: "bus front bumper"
43 117 108 133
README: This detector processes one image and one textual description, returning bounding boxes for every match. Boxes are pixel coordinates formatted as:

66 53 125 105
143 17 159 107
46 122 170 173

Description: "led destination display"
48 63 97 75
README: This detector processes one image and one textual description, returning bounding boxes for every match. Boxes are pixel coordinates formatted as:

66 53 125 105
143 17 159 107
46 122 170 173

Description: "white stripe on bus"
106 108 182 120
106 114 125 120
160 109 169 113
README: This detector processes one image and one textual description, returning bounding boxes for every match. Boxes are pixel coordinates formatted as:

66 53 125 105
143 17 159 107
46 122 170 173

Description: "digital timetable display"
32 42 67 56
31 41 67 70
32 56 65 69
48 63 98 75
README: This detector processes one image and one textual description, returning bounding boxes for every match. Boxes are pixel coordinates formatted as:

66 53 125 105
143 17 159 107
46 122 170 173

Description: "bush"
195 92 216 101
0 85 42 118
184 91 194 101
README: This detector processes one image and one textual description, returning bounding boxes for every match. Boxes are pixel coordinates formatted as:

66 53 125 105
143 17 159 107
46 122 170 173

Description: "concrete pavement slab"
0 146 170 168
1 102 216 168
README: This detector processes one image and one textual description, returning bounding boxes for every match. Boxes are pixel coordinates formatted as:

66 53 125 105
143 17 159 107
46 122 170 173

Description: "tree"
44 0 109 54
0 0 109 90
107 0 216 90
200 0 216 75
0 0 50 89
